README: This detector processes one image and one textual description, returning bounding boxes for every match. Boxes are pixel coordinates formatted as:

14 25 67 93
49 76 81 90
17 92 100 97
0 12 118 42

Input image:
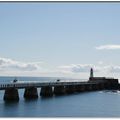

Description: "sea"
0 76 120 117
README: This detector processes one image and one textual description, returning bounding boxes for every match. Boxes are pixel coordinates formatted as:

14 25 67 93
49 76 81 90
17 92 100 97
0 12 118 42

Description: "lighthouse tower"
89 68 94 81
90 68 93 78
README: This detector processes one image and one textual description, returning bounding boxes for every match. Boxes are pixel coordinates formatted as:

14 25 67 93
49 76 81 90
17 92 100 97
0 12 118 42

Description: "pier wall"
4 88 19 101
54 86 66 95
40 86 53 97
24 87 38 99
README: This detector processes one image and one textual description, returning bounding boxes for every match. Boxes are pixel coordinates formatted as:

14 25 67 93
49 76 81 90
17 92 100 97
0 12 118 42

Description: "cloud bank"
1 57 120 77
96 45 120 50
0 57 41 71
59 64 120 74
59 64 93 73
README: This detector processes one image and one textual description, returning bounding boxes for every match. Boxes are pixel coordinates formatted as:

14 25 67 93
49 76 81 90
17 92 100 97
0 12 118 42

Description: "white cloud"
58 64 120 74
96 45 120 50
1 57 120 78
106 66 120 73
59 64 99 73
0 57 42 71
98 61 103 65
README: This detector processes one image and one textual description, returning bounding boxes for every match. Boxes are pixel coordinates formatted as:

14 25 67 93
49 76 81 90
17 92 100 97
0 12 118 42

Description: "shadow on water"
39 92 95 101
2 101 20 117
39 93 77 100
53 91 95 98
3 100 19 108
40 96 54 100
24 98 38 103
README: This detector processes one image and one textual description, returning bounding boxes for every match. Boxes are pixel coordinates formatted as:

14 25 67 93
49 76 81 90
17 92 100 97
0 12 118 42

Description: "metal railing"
0 81 99 90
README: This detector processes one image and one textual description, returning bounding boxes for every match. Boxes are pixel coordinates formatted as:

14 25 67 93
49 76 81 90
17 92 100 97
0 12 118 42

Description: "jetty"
0 68 119 101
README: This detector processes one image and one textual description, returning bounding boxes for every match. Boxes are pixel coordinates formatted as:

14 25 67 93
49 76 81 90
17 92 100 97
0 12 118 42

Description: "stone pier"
65 85 76 94
104 82 111 90
92 84 99 91
109 80 119 90
75 85 85 92
80 85 86 91
98 83 105 90
85 84 93 91
75 85 82 92
4 88 19 101
24 87 38 99
54 86 66 95
40 86 53 97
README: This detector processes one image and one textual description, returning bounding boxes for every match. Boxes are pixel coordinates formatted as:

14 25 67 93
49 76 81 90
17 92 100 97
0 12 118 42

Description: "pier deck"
0 81 99 90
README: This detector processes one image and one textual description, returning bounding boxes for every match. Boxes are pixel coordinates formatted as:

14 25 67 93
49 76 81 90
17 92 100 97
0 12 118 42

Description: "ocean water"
0 76 120 117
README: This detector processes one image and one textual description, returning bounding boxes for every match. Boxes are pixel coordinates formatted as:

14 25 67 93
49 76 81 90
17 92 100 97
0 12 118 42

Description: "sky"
0 2 120 79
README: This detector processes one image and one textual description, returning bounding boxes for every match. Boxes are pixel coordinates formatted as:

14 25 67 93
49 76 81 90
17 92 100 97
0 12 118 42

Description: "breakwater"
1 68 120 101
1 77 119 101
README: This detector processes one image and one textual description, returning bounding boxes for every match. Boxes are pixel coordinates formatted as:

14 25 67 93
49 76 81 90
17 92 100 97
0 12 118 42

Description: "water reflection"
24 98 38 103
3 101 20 117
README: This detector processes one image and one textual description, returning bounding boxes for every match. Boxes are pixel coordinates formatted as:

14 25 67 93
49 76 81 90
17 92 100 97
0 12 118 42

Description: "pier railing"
0 81 99 90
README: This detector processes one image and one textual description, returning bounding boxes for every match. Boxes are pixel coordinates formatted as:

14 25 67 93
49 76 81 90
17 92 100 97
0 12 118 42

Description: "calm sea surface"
0 76 120 117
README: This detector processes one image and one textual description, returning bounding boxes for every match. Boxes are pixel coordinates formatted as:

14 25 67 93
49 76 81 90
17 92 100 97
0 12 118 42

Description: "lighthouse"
90 68 93 78
89 68 94 81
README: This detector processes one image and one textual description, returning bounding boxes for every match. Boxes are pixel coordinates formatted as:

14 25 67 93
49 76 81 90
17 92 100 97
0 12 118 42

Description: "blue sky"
0 3 120 78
